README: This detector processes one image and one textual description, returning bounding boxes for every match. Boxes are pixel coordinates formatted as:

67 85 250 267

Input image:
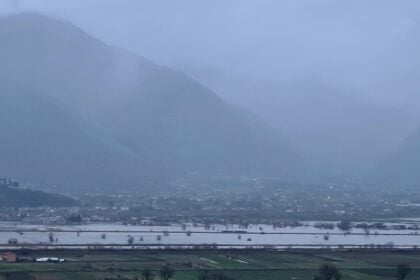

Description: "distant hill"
366 128 420 188
0 178 76 207
181 66 418 177
0 13 305 190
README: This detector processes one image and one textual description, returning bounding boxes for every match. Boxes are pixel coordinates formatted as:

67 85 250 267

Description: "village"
2 181 420 227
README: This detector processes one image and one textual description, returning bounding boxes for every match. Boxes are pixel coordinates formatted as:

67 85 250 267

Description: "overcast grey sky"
1 0 420 113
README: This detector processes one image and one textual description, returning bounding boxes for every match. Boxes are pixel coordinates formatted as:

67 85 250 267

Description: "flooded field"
1 221 420 249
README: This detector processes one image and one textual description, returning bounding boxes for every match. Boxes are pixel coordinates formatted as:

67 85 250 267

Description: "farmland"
1 250 420 280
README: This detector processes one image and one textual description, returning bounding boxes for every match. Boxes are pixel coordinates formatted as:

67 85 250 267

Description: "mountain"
0 178 76 207
180 66 418 177
0 79 140 190
0 13 303 189
367 127 420 188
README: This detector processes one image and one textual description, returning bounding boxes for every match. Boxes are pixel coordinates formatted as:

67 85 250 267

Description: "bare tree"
314 264 341 280
7 238 18 245
48 232 55 243
127 235 134 245
397 264 411 280
159 265 174 280
141 268 154 280
337 220 351 231
198 270 210 280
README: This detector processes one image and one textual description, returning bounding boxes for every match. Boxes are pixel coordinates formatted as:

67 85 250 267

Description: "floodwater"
0 222 419 248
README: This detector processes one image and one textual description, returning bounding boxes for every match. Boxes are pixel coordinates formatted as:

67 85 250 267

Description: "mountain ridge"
0 12 305 190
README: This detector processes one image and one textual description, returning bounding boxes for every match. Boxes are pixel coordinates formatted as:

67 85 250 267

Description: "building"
36 257 65 263
1 252 17 263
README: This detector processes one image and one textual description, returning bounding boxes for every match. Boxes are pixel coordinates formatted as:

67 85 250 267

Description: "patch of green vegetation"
0 273 34 280
1 250 419 280
0 183 76 207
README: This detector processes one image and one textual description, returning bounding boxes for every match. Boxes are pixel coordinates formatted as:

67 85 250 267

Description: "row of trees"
139 266 174 280
134 263 411 280
313 263 411 280
138 267 236 280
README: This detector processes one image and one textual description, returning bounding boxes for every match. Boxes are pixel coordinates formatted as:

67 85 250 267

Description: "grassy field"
1 250 419 280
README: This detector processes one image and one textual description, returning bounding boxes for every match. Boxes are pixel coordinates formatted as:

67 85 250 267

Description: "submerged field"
1 221 420 249
1 250 420 280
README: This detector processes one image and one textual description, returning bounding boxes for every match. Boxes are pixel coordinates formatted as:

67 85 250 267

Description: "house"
1 252 17 263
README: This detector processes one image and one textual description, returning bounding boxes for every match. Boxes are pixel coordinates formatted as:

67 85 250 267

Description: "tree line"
130 262 412 280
